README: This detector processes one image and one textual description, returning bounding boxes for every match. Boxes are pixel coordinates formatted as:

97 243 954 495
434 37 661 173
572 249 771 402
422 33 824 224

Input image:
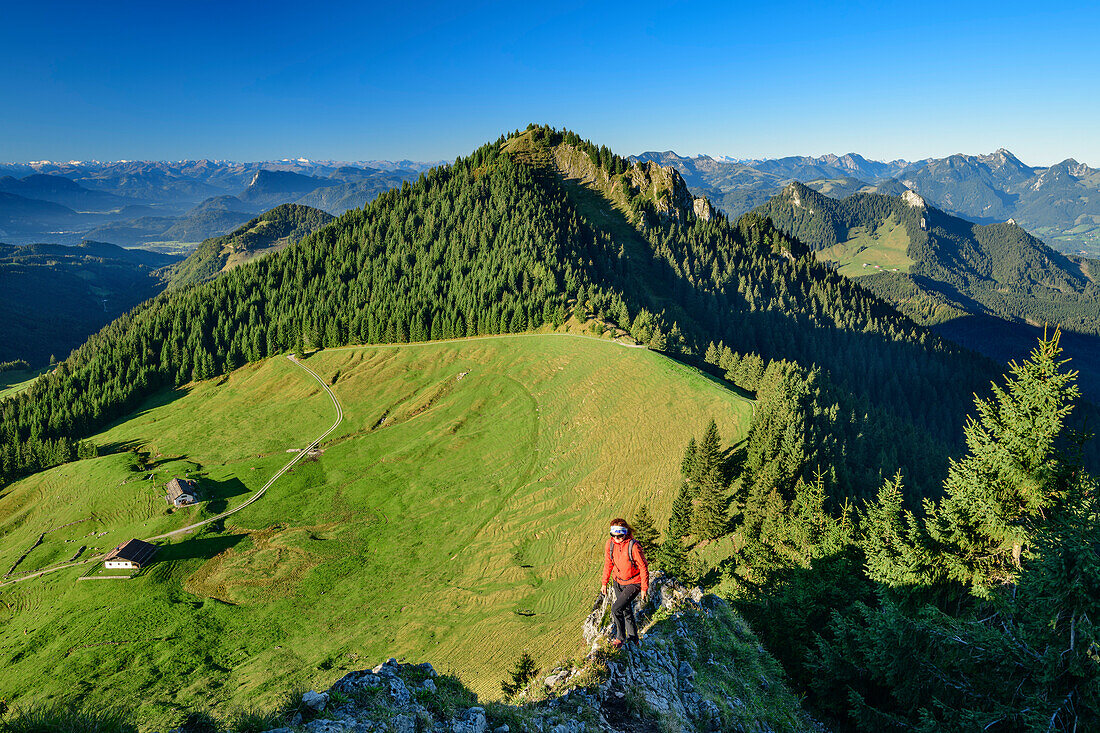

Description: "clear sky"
2 0 1097 166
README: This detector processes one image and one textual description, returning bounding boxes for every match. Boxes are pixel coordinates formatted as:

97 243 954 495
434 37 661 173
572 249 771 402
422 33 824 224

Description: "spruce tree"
632 503 661 555
696 419 722 478
668 483 694 539
294 329 306 360
658 530 689 580
924 331 1080 596
694 472 728 541
680 437 698 481
704 342 720 365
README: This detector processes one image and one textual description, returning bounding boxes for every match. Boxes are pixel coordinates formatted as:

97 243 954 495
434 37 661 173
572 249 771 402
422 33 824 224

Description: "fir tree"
658 530 689 580
923 330 1080 596
500 652 538 697
294 329 306 360
680 437 697 480
632 503 661 555
694 472 728 541
668 483 694 539
696 419 722 479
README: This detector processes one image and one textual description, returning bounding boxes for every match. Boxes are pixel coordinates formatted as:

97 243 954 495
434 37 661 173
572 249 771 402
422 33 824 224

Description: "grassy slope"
814 214 915 277
0 367 50 401
0 334 751 728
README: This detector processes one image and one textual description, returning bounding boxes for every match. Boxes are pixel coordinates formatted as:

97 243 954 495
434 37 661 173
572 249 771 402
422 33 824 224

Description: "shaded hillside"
0 191 84 236
294 175 414 214
642 148 1100 255
754 183 1100 401
165 204 334 288
0 241 181 365
238 170 335 208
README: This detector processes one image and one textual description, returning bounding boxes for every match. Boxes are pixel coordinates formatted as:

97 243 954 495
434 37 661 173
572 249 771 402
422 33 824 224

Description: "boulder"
389 677 411 706
392 714 416 733
302 690 329 712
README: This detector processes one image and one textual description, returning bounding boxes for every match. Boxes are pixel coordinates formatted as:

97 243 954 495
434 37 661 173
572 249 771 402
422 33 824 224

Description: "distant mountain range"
635 149 1100 256
0 158 434 247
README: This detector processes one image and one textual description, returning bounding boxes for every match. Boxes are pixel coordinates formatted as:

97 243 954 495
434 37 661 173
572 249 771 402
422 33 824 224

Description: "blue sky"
2 0 1097 165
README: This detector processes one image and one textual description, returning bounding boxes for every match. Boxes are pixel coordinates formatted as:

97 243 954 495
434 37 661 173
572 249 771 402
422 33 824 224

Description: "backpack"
608 537 639 571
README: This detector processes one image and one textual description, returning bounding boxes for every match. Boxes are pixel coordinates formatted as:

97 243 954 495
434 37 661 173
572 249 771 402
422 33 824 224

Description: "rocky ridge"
245 575 811 733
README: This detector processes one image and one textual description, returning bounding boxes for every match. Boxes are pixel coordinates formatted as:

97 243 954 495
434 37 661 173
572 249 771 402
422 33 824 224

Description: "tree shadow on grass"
197 476 251 515
157 534 246 563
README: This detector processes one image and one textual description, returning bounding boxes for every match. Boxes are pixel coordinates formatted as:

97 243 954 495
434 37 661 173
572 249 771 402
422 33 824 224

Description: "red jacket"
602 535 649 593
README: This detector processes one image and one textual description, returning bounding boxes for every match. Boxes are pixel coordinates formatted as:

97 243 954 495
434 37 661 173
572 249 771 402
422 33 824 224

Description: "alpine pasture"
0 334 752 727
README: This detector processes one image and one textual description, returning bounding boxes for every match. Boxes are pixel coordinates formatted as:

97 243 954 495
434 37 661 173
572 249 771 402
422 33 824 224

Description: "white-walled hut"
103 538 158 570
166 477 200 507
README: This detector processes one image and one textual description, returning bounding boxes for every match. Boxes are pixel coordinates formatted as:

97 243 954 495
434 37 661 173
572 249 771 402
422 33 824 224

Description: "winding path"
0 355 344 588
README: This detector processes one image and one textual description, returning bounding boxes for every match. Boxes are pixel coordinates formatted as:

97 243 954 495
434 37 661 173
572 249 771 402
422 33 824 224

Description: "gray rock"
263 728 294 733
493 726 510 733
392 714 416 733
464 708 487 733
302 690 329 712
334 670 383 692
389 677 411 706
417 661 438 677
422 678 437 693
372 658 399 675
305 720 349 733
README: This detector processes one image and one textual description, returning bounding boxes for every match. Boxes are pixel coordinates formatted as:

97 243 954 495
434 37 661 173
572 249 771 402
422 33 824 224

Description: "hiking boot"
610 639 624 649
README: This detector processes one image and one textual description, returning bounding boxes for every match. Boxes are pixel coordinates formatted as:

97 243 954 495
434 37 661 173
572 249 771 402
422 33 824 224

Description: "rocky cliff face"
547 142 714 226
248 575 813 733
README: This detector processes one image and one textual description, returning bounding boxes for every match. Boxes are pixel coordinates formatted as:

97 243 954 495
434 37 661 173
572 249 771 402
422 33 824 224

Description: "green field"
0 367 51 401
0 334 752 728
815 215 915 277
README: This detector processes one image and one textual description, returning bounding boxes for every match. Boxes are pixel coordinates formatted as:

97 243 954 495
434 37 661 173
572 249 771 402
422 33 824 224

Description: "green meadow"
0 334 752 728
0 367 51 401
815 214 915 277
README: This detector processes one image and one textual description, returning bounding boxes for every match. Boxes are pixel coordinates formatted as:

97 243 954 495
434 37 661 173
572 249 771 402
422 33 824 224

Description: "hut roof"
166 477 197 501
104 538 158 566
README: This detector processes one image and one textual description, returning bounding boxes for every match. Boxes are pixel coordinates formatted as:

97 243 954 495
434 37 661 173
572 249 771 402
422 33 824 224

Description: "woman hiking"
598 518 649 648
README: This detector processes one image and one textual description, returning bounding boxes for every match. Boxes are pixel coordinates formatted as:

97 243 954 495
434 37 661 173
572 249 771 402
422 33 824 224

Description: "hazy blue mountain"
0 174 135 211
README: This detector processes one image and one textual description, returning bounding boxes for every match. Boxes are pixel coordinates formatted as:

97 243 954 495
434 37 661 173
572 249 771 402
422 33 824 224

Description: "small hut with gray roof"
166 477 200 507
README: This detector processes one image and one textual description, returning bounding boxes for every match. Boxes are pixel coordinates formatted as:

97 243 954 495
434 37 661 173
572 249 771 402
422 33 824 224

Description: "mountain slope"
0 173 134 211
238 170 336 209
754 182 1099 332
753 183 1100 398
0 335 753 724
1 126 1020 497
0 241 182 364
165 204 335 289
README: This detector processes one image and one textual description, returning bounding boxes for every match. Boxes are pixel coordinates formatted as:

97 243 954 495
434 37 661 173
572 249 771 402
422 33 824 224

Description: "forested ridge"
0 125 1079 496
755 182 1100 333
640 333 1099 731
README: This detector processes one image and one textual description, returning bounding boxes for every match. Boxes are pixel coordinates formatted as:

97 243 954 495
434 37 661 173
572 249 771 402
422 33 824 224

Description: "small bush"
500 653 538 698
176 711 219 733
0 704 137 733
418 674 477 720
223 708 281 733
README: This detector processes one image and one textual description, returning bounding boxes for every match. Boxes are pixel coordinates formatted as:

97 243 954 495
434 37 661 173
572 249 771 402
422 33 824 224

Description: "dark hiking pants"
612 581 640 642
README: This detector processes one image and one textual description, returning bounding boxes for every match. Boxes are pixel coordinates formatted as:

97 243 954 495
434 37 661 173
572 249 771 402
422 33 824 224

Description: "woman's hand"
597 584 605 595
